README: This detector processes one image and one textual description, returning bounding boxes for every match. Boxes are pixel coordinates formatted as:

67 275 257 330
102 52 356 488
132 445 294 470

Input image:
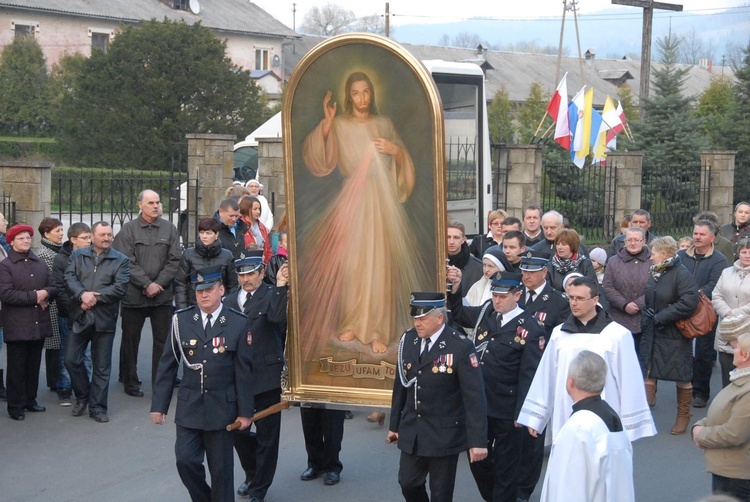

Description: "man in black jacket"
224 252 289 501
447 221 482 298
678 220 728 408
64 222 130 423
215 198 250 260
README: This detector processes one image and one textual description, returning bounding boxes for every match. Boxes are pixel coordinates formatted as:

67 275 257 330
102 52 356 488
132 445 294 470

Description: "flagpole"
533 111 550 138
572 0 585 83
539 122 556 140
554 0 568 86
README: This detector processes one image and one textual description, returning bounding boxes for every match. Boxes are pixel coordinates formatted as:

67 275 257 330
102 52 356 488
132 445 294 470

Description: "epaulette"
175 305 196 314
225 307 248 318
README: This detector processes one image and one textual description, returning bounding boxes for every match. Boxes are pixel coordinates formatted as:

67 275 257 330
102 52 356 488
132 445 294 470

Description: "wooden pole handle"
226 400 291 431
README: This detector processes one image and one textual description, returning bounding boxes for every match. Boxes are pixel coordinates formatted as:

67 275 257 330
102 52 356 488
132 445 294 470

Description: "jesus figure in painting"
300 71 430 358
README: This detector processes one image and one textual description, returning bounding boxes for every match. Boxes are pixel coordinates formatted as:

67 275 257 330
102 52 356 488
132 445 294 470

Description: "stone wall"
700 151 737 226
502 144 543 216
0 160 52 246
607 151 644 223
257 137 285 229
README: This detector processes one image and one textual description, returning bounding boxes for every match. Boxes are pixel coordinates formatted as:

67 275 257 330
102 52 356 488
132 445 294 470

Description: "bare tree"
451 32 489 49
437 34 451 47
354 14 389 36
300 3 355 36
725 40 745 72
499 40 568 56
678 28 716 64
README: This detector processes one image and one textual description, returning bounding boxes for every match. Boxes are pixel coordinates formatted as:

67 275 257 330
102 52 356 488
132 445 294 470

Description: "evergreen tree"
487 86 515 144
0 37 53 136
616 83 639 123
54 19 270 169
722 43 750 159
516 81 549 144
696 76 735 151
627 34 707 165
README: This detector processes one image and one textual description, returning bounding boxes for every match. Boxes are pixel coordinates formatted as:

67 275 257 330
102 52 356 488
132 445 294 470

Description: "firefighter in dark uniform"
150 265 254 502
516 250 570 502
387 292 488 502
448 271 546 502
223 252 289 501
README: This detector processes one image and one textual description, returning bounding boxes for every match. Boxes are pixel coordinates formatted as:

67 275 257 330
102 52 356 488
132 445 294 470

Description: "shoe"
59 392 73 407
323 472 340 485
25 403 46 412
125 388 144 397
72 401 88 417
248 498 264 502
367 412 386 426
90 412 109 423
344 410 354 419
237 480 250 497
693 396 707 408
9 411 25 421
300 467 318 481
0 369 6 400
673 387 693 435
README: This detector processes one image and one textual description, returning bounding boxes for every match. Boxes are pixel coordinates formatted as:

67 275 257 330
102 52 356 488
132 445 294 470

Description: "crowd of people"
3 191 750 501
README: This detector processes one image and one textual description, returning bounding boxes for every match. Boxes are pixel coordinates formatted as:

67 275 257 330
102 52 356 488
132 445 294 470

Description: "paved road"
0 324 719 501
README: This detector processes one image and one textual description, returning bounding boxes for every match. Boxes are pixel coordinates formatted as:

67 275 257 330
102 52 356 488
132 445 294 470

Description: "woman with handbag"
640 236 700 434
712 237 750 388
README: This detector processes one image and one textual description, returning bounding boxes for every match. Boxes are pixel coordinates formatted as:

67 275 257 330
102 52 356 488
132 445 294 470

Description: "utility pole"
292 3 296 32
385 3 390 38
611 1 683 115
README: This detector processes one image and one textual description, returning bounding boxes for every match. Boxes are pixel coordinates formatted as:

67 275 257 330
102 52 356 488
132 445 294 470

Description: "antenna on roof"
189 0 200 15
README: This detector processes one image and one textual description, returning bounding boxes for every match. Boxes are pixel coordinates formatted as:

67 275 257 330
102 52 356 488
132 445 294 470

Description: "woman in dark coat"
174 217 238 309
640 236 699 435
0 225 58 420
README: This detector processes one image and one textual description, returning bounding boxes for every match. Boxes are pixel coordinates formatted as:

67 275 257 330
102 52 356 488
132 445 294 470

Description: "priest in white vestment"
541 350 635 502
518 277 656 445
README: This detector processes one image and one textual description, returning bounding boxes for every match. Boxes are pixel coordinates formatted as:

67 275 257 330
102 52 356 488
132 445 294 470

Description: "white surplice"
517 321 656 445
540 409 635 502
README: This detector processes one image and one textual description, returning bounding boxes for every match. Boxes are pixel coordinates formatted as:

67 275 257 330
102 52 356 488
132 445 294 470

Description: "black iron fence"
0 193 16 225
640 163 702 239
490 143 509 210
50 144 198 245
541 161 618 244
446 136 477 202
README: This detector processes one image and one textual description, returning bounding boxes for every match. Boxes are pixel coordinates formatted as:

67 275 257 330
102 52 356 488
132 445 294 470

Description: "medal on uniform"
212 337 221 354
218 346 226 353
217 337 226 353
190 339 197 346
438 355 447 373
517 327 528 345
432 365 439 373
407 363 412 370
478 331 487 341
446 354 454 373
514 336 521 342
188 350 194 356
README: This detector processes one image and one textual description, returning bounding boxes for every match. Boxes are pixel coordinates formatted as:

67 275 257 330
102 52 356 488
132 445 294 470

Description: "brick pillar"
607 151 643 225
186 134 235 244
0 160 52 247
504 144 543 217
257 137 285 230
700 150 737 225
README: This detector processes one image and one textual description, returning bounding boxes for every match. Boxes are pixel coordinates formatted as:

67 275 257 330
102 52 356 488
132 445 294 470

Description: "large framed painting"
282 33 447 407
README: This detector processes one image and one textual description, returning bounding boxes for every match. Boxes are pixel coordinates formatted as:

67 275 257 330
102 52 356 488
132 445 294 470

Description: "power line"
390 5 750 24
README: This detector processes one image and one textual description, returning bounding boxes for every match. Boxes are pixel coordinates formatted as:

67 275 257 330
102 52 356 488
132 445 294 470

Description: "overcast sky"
253 0 747 29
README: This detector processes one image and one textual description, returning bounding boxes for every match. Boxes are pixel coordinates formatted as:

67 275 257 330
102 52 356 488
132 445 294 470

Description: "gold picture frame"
282 33 447 407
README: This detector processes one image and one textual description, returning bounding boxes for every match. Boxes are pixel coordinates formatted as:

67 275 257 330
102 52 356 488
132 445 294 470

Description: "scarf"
41 237 62 253
448 242 473 269
649 256 675 281
0 233 10 252
731 221 750 243
730 366 750 382
551 252 585 276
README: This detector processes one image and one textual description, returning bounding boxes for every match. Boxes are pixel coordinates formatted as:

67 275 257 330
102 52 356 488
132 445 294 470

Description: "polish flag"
546 73 570 150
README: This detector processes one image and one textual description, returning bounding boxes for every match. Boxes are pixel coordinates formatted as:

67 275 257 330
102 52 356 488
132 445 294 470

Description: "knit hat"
483 247 509 273
719 314 750 343
5 224 33 243
589 247 607 266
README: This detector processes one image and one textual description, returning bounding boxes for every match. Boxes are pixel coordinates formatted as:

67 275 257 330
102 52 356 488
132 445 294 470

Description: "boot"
0 369 6 400
671 386 692 435
366 412 386 426
645 380 657 408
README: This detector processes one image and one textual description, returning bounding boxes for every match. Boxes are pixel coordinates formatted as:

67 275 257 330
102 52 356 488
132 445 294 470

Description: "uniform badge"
246 332 253 346
542 294 549 301
193 313 200 321
413 337 419 345
538 336 546 351
469 353 479 368
190 339 197 346
439 340 446 349
219 316 227 325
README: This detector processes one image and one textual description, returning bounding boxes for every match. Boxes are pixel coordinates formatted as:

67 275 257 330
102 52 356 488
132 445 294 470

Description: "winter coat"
639 256 699 382
547 254 597 293
241 216 272 264
468 233 499 260
448 243 484 298
65 246 130 333
712 261 750 355
608 230 656 259
35 238 62 349
0 249 58 341
719 222 750 257
174 239 238 309
602 246 652 334
112 215 181 308
52 241 73 319
677 244 728 299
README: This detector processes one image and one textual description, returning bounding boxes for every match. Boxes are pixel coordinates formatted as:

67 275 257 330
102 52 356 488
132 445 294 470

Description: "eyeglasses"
568 296 595 303
625 239 644 243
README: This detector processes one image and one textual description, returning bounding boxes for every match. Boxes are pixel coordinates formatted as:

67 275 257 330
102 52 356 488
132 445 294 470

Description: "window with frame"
91 32 109 53
14 24 35 39
255 49 270 70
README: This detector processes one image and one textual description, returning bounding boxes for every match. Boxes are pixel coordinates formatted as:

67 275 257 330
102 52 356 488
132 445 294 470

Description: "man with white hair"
530 211 564 253
540 350 634 502
245 179 273 230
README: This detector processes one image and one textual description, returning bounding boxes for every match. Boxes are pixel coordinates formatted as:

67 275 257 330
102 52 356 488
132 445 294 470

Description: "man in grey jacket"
64 222 130 423
113 189 181 397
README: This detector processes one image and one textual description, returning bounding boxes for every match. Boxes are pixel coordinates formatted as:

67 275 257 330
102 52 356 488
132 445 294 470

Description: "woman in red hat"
0 224 58 420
